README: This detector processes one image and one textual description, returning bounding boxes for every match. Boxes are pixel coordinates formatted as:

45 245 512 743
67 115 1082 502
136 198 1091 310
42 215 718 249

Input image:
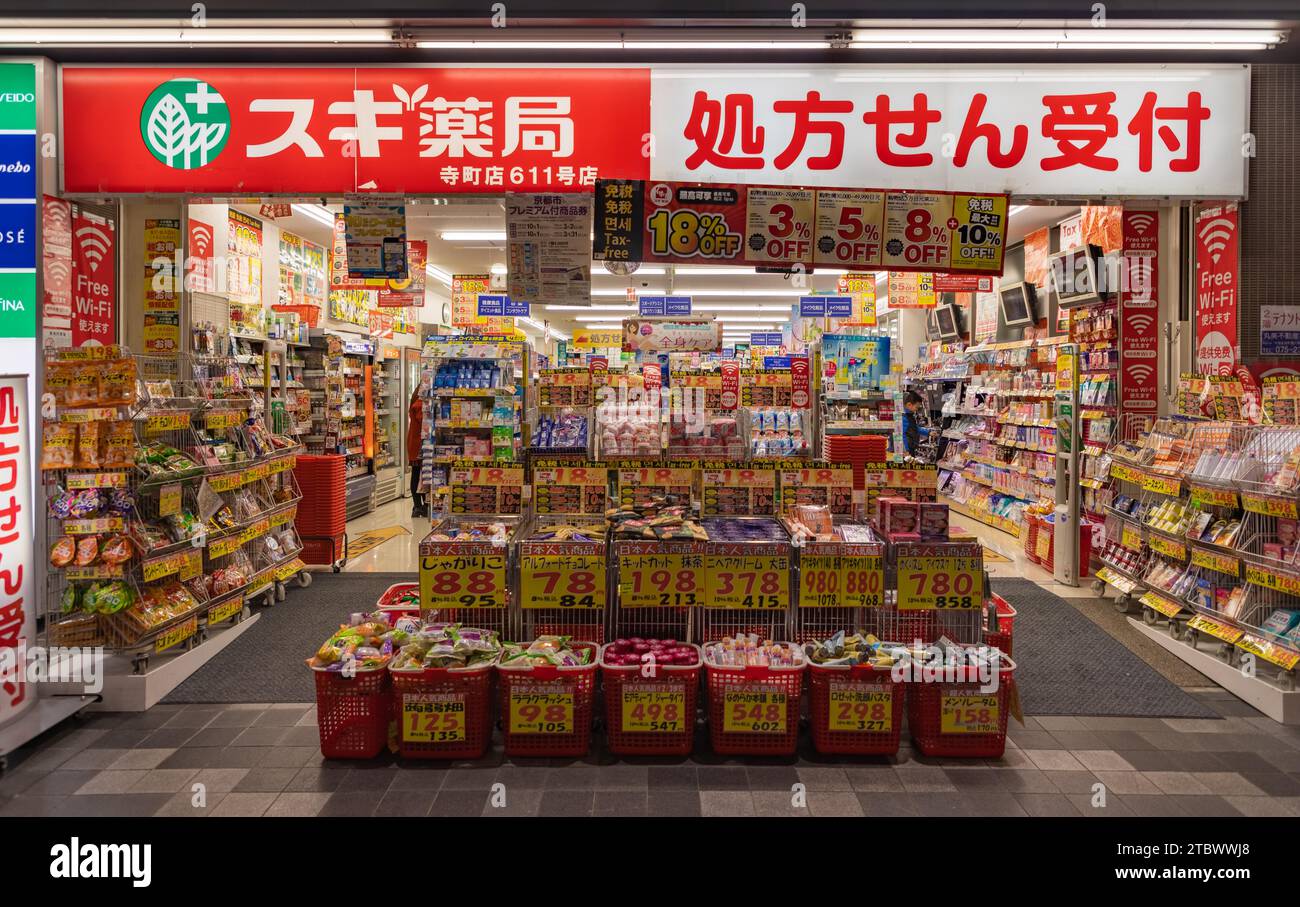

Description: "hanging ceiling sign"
343 201 407 280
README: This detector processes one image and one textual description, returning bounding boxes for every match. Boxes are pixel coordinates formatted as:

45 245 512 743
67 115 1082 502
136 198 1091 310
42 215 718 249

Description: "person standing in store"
901 390 925 457
407 388 426 518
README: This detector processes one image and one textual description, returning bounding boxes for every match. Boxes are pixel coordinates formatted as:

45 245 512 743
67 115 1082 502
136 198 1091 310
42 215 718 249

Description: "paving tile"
1260 750 1300 773
230 726 290 747
428 790 489 817
0 796 66 817
593 791 647 817
1211 751 1284 773
751 790 807 817
74 770 148 795
89 729 155 749
807 791 864 817
1068 793 1134 817
1071 750 1135 772
152 790 227 817
1048 732 1107 750
205 709 263 729
318 791 380 818
251 707 312 727
1141 771 1213 795
1034 716 1088 731
57 748 126 771
1043 771 1102 795
984 749 1035 769
106 748 175 771
56 793 173 817
593 764 648 790
181 726 244 748
1005 730 1066 750
257 792 329 817
988 769 1057 794
159 710 220 730
647 790 702 816
539 790 595 817
278 726 323 747
698 766 750 790
745 765 801 790
647 765 698 790
894 765 956 793
858 792 917 816
257 746 321 769
1239 772 1300 797
375 788 437 817
1096 731 1160 751
943 767 1005 790
1161 717 1234 734
1224 796 1297 817
1022 750 1086 772
1191 772 1266 796
911 793 974 817
389 767 449 791
1138 731 1192 751
207 747 274 769
1161 750 1231 772
234 767 299 793
1091 771 1163 796
483 788 544 817
964 792 1028 817
188 769 249 793
795 766 854 791
700 790 755 817
129 769 200 794
283 766 351 793
844 766 904 793
137 727 201 748
1116 794 1187 817
209 792 277 817
338 766 398 793
1167 794 1243 817
1015 793 1082 816
428 766 494 792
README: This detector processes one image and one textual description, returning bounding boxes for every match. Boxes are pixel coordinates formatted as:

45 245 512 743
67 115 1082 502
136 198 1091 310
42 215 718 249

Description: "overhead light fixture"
546 304 636 312
673 266 850 275
1009 205 1028 216
0 27 395 45
594 265 666 275
439 230 507 242
675 288 806 297
293 204 336 229
425 263 454 286
490 263 508 275
847 27 1285 50
415 39 830 50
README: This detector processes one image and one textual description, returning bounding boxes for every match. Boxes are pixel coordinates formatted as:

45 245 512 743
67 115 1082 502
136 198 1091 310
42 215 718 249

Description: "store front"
5 34 1300 828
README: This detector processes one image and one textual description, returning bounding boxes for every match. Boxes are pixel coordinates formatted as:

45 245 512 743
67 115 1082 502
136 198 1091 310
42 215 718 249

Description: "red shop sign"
1193 202 1239 376
1120 209 1159 417
62 67 651 195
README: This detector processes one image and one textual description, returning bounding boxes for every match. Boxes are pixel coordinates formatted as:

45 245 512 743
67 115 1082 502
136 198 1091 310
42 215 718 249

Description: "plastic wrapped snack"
66 363 101 407
48 487 75 519
61 584 78 614
49 535 75 568
42 423 76 470
99 534 133 566
74 535 99 566
102 421 136 468
69 488 102 518
100 358 137 406
499 635 591 667
75 421 104 469
106 488 134 516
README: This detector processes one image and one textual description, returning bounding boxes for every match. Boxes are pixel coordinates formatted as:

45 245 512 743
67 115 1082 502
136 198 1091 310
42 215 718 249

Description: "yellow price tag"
520 554 606 609
155 616 198 653
841 555 885 608
620 686 687 733
508 688 574 734
722 687 788 734
704 554 788 609
1235 635 1300 672
827 684 893 733
940 693 1000 734
1110 463 1143 485
142 553 181 583
1140 592 1184 618
618 554 701 609
178 549 202 581
1245 564 1300 597
1121 525 1143 553
896 555 983 611
419 553 508 610
1190 486 1238 509
1242 492 1299 520
1141 473 1181 496
402 694 467 742
207 598 243 624
1035 528 1051 561
1191 547 1239 576
159 483 182 518
799 554 841 608
274 558 304 582
1188 614 1243 644
1148 535 1186 560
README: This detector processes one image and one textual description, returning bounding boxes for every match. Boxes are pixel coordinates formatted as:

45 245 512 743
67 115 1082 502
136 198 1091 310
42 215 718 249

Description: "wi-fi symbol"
1128 213 1156 236
75 224 111 273
1217 362 1235 376
191 224 212 256
46 258 70 287
1128 314 1154 333
45 203 70 233
1197 217 1235 265
1127 364 1154 383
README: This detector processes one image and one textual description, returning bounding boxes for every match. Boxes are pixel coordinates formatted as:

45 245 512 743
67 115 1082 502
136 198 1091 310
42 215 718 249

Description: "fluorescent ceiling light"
425 263 453 286
546 304 636 312
490 263 508 275
595 265 666 275
416 40 829 50
1008 205 1028 216
848 27 1285 49
293 204 336 229
675 289 806 297
0 27 394 45
439 230 506 242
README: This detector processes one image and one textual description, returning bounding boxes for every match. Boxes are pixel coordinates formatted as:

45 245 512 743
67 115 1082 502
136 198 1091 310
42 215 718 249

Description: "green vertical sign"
0 63 36 339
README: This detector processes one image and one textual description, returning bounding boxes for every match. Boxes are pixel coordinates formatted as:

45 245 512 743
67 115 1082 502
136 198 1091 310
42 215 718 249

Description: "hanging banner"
887 272 936 308
377 239 428 307
719 360 740 410
1058 214 1084 251
623 318 722 353
574 329 622 350
836 273 877 327
0 376 33 728
344 201 407 280
594 179 1006 276
1194 202 1239 375
790 356 811 409
186 217 215 294
143 218 181 355
933 275 993 293
973 289 1001 343
1120 209 1160 415
450 273 514 334
505 192 592 307
70 209 116 348
42 196 73 348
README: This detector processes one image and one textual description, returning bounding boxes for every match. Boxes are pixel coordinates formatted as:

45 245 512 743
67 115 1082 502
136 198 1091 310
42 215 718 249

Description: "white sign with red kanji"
651 65 1249 197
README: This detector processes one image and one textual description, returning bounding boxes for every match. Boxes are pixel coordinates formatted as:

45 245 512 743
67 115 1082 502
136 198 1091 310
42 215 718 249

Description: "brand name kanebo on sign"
49 838 152 888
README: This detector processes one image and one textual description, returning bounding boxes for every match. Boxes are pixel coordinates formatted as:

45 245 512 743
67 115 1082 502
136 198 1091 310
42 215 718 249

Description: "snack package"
102 421 136 468
47 487 75 519
49 535 75 567
76 420 104 468
74 535 99 566
100 358 138 406
66 363 101 407
42 422 76 470
45 362 73 407
69 488 102 518
99 534 133 566
60 584 78 613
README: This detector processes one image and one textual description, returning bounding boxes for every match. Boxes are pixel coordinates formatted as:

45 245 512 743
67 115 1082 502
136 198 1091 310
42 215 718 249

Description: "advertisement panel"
505 192 592 306
0 376 32 727
70 210 116 347
1120 209 1160 415
1193 202 1239 374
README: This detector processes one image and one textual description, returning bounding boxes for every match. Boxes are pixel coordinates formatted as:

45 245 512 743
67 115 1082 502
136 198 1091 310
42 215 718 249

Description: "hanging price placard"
896 543 983 611
620 685 688 733
828 684 893 733
508 686 574 734
155 615 198 653
419 550 509 610
617 551 703 609
402 694 467 742
704 553 789 610
531 461 608 515
520 552 606 609
780 463 854 515
700 461 777 516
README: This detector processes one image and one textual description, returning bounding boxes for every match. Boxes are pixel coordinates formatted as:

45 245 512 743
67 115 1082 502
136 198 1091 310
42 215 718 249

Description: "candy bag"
49 535 75 567
74 535 99 566
76 420 104 468
42 423 76 470
102 421 136 468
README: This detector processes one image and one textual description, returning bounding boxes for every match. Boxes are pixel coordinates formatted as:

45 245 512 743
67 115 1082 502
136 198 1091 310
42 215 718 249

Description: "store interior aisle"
332 497 429 574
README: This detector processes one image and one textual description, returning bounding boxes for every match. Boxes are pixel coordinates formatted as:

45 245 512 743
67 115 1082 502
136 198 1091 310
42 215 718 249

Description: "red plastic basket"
600 643 701 756
703 647 805 757
390 661 496 759
300 533 346 566
808 662 905 756
376 582 421 621
1023 514 1043 565
907 656 1017 759
312 667 391 760
497 642 599 757
982 594 1017 657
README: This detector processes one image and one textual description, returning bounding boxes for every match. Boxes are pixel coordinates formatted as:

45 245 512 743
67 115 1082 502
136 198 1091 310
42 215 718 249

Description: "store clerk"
901 390 925 457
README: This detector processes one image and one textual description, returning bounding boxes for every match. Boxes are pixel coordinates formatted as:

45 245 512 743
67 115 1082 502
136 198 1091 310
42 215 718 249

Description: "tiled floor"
0 497 1276 818
3 692 1300 817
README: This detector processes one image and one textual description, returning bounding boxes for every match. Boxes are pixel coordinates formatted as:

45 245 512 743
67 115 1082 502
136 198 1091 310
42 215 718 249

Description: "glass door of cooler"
402 347 423 498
